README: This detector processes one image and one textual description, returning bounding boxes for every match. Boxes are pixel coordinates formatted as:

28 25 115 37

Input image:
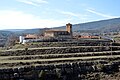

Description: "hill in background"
55 18 120 33
1 17 120 37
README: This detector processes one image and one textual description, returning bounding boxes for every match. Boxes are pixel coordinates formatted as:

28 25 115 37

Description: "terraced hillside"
0 41 120 80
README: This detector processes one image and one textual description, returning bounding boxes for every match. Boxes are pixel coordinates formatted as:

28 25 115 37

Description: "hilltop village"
1 23 120 80
18 23 108 45
19 23 73 44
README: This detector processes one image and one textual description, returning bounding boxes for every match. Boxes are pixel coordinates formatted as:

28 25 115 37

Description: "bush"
25 47 28 51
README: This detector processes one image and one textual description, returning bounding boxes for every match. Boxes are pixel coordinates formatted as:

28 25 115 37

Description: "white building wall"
19 36 24 43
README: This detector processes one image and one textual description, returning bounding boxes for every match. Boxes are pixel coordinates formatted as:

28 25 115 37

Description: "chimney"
66 23 72 36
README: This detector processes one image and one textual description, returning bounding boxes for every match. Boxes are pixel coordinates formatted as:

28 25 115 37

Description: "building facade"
44 23 73 39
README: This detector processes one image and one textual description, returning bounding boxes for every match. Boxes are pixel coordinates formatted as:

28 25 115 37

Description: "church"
44 23 73 39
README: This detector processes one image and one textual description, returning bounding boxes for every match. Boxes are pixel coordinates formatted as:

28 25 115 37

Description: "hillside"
74 18 120 31
1 18 120 37
4 28 50 36
0 31 14 47
0 31 13 39
55 18 120 33
75 18 120 33
1 41 120 79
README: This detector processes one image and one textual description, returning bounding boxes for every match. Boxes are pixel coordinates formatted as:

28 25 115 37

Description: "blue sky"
0 0 119 29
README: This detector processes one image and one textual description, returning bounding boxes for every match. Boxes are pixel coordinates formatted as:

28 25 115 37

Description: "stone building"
44 23 73 39
19 23 73 44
